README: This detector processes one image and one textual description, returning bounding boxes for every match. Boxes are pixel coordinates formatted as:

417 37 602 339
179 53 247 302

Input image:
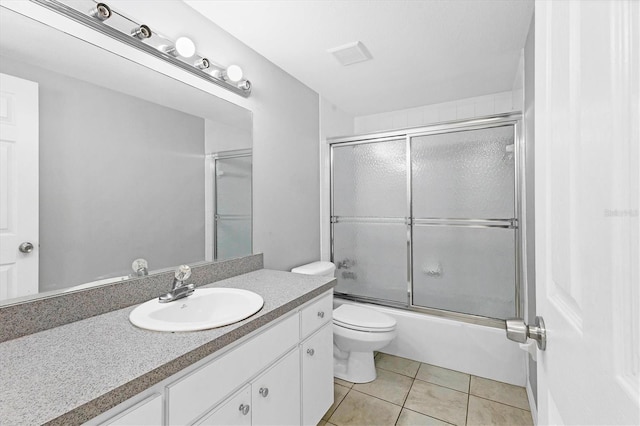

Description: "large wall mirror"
0 6 253 305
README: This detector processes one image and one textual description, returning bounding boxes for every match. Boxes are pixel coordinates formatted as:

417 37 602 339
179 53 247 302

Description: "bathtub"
334 297 526 386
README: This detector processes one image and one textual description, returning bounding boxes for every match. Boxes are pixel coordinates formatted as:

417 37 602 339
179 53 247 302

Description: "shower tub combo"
328 113 527 386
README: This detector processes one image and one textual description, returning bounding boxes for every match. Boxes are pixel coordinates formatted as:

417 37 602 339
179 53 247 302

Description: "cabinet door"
252 349 300 426
102 393 162 426
301 324 334 426
197 385 251 426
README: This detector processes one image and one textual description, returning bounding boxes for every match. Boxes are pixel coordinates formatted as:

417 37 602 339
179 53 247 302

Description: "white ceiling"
186 0 534 117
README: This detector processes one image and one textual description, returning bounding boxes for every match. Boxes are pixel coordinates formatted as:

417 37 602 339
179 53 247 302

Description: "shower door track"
335 292 507 329
329 113 523 329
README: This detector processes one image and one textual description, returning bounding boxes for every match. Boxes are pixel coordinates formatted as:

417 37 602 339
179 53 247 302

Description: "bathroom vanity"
0 269 336 425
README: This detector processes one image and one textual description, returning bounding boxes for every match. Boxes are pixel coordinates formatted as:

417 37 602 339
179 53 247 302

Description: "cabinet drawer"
167 313 299 425
300 293 332 338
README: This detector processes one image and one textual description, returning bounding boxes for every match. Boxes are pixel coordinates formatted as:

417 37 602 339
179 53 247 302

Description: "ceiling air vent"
328 41 372 66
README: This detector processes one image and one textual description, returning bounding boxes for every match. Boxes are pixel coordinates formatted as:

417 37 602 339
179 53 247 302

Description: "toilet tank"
291 261 336 277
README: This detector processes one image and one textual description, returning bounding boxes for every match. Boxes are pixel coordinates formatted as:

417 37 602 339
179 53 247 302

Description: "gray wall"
524 13 537 404
0 58 205 291
114 2 321 273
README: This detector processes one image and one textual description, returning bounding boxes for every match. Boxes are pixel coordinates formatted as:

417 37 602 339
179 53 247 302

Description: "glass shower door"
331 139 408 304
214 153 252 260
411 125 517 319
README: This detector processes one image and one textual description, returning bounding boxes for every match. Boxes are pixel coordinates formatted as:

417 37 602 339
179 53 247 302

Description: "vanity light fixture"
161 37 196 58
131 24 152 40
89 2 111 21
35 0 251 97
175 36 196 58
194 57 211 70
221 64 243 83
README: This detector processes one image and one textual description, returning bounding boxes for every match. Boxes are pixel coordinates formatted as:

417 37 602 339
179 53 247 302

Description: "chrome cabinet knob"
317 311 325 319
18 242 34 254
506 316 547 350
259 387 269 397
238 404 250 415
307 348 315 356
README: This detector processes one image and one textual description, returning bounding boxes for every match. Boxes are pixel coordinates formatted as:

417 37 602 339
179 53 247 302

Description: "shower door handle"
505 316 546 350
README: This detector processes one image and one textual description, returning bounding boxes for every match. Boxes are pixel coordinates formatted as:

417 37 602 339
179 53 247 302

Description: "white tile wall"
353 91 517 134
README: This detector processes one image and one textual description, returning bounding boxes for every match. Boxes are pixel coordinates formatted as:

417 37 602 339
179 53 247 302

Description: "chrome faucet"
131 258 149 277
159 265 195 303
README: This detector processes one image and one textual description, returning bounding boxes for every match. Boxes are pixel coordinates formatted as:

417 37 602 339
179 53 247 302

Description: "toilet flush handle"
317 311 325 319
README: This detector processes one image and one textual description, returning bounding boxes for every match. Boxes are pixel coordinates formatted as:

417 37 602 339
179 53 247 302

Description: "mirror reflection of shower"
207 149 252 261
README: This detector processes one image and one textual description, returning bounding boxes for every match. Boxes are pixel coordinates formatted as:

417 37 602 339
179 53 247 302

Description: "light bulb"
225 65 243 82
175 37 196 58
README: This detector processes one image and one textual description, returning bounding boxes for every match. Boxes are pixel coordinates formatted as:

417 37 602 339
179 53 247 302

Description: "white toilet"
291 261 397 383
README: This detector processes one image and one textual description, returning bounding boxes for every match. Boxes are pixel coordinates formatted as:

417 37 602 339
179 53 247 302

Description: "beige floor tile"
328 390 402 426
334 377 354 388
396 408 453 426
404 380 468 426
375 353 421 378
470 376 530 411
467 395 533 426
322 384 350 421
352 368 414 405
317 421 328 426
416 364 470 393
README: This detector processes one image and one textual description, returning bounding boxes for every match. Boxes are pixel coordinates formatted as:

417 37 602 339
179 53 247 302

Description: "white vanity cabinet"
198 348 301 426
92 290 333 426
102 393 163 426
301 324 333 425
197 385 252 426
251 348 301 425
299 294 334 426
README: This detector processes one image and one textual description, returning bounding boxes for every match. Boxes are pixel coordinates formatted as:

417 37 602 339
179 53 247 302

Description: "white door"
0 73 39 301
535 1 639 424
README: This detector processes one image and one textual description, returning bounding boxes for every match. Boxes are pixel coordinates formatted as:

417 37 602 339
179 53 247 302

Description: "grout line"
393 404 403 426
376 364 419 379
325 385 350 423
470 394 532 413
349 388 405 408
400 377 414 407
412 375 470 394
465 390 471 425
401 407 456 426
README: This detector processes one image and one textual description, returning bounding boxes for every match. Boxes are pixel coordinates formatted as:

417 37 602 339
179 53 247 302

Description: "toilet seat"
333 305 396 332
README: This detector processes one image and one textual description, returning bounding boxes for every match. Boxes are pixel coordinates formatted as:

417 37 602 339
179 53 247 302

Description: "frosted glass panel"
333 140 406 218
214 155 251 260
412 126 515 219
216 156 252 216
412 226 516 319
216 218 251 260
333 222 407 303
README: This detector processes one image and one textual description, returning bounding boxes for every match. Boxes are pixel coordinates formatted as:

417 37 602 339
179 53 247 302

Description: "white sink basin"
129 288 264 332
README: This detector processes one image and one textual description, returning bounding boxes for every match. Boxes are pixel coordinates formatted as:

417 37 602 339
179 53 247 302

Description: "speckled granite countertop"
0 269 336 425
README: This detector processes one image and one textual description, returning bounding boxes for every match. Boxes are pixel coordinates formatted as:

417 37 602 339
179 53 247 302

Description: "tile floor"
319 353 533 426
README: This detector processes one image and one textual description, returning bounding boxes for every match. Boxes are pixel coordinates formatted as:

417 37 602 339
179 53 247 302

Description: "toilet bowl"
291 261 397 383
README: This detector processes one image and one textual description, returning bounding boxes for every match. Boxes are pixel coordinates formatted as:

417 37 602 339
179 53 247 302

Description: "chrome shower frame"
329 112 524 329
209 149 253 261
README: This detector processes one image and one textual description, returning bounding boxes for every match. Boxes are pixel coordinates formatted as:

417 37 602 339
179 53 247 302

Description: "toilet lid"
333 305 396 332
